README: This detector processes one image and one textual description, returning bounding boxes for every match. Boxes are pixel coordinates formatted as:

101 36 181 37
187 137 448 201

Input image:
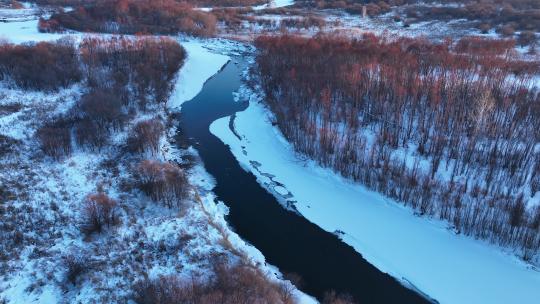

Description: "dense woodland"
39 0 217 36
185 0 267 6
26 0 267 7
0 41 81 91
403 0 540 36
294 0 395 16
294 0 539 44
255 34 540 262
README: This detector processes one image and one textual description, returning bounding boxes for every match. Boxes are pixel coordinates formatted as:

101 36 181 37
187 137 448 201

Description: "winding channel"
177 58 431 303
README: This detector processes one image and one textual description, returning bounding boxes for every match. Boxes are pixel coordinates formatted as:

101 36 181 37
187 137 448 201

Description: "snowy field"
0 9 312 303
0 19 64 43
210 84 540 304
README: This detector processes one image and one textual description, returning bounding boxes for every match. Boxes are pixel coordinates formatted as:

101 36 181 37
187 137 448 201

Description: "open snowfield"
210 84 540 304
0 19 64 43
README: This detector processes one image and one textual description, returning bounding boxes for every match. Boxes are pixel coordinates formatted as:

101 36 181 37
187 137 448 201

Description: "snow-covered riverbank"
167 39 230 110
169 39 315 303
210 84 540 304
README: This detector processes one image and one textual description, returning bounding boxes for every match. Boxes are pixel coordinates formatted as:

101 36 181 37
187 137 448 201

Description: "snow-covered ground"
0 19 64 43
0 6 308 302
167 39 230 110
2 4 537 303
197 0 294 11
254 0 295 10
0 10 313 300
210 84 540 304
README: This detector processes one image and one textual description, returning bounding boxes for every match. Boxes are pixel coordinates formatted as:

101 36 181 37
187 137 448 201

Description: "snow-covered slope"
210 85 540 304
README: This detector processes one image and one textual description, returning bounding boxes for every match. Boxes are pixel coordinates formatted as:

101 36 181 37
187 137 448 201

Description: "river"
177 58 430 303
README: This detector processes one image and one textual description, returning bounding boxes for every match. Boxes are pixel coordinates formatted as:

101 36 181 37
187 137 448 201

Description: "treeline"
24 0 88 5
403 0 540 38
26 37 184 160
79 36 185 104
295 0 396 16
133 261 354 304
39 0 217 36
133 262 296 304
0 37 189 209
255 34 540 262
16 37 192 238
0 41 81 91
185 0 267 7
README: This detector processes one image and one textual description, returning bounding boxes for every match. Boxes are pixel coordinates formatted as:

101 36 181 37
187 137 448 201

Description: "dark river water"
178 58 431 304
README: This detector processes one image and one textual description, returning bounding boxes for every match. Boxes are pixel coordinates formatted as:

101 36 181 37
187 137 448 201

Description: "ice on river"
210 87 540 304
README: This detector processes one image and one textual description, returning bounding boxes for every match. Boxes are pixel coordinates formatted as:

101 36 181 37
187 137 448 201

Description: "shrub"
137 160 189 208
38 17 62 33
518 31 537 46
499 24 516 36
36 121 72 159
133 263 294 304
74 118 108 150
454 36 515 55
80 193 117 235
78 89 124 131
0 134 19 156
128 119 164 156
322 291 356 304
64 253 87 284
403 1 540 33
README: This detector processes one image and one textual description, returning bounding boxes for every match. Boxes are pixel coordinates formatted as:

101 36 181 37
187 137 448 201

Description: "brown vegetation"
36 120 72 159
255 34 540 261
41 0 217 36
295 0 395 16
64 253 88 284
133 263 296 304
80 193 118 235
78 89 124 131
8 37 185 161
128 119 164 156
137 160 190 208
0 41 81 91
404 0 540 37
80 36 185 105
186 0 267 6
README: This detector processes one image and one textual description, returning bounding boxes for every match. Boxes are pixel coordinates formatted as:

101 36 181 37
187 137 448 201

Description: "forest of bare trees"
0 41 81 91
403 0 540 36
39 0 217 36
255 34 540 262
0 37 188 208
